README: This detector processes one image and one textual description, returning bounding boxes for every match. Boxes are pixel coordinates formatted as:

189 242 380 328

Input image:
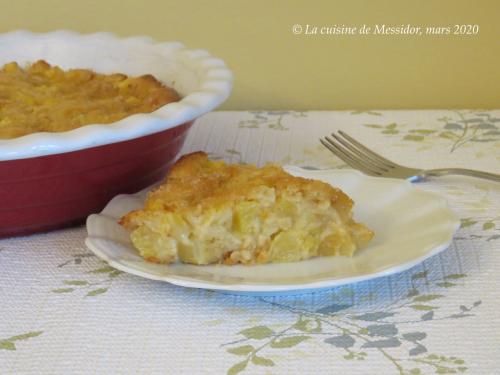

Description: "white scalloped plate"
85 169 460 294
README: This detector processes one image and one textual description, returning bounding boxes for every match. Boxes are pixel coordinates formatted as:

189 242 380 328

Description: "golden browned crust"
0 60 180 139
123 151 353 216
120 152 374 265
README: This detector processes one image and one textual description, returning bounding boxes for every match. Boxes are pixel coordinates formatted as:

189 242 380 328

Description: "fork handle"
424 168 500 182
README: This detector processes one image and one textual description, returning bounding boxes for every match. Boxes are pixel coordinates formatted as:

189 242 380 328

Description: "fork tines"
320 131 397 176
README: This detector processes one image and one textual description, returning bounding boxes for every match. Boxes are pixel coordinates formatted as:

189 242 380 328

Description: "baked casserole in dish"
0 60 181 138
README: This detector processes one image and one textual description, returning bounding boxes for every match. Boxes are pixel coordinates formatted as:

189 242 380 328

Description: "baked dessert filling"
0 60 180 139
120 152 374 265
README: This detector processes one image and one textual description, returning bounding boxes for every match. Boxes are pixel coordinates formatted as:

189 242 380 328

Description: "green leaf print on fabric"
227 360 248 375
52 288 75 293
89 266 116 274
63 280 89 286
483 222 495 230
403 135 424 142
0 341 16 350
444 274 466 280
460 218 478 228
456 217 500 242
227 345 255 356
360 111 500 153
238 111 307 131
412 295 443 302
86 288 108 297
0 331 43 351
251 355 275 366
269 336 310 348
53 252 124 298
351 110 383 116
222 272 477 375
411 271 428 281
436 282 456 288
294 317 322 333
239 326 275 340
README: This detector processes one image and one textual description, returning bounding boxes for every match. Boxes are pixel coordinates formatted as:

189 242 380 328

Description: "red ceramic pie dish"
0 31 232 237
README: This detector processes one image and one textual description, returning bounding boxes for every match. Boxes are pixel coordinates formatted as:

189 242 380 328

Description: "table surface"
1 110 499 375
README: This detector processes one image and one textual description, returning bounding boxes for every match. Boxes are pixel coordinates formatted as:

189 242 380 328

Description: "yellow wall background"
0 0 498 110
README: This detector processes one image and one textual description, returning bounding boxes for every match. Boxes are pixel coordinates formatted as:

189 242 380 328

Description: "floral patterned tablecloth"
1 110 499 375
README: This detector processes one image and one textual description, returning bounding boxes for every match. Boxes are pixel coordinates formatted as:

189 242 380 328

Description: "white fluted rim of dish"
0 30 233 161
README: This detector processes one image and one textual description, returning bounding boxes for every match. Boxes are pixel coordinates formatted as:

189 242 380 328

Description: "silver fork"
321 130 500 182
